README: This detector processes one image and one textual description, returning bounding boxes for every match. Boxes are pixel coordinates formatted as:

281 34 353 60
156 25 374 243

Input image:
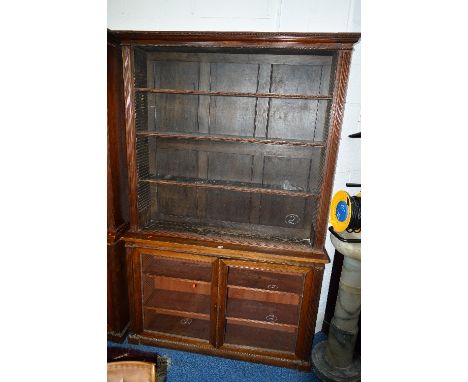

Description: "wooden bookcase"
109 31 360 370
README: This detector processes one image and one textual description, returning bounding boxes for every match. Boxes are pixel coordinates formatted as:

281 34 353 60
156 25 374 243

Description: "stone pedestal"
312 231 361 382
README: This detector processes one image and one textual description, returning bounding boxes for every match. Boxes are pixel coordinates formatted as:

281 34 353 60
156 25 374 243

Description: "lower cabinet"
126 245 324 370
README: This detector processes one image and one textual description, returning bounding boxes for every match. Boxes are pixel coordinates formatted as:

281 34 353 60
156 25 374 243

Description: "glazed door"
217 259 315 357
131 248 217 344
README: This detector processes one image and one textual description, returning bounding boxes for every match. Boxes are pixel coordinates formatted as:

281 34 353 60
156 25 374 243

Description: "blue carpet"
108 332 327 382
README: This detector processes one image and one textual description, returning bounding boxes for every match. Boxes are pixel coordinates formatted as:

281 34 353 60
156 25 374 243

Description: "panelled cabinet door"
217 259 311 355
133 248 218 344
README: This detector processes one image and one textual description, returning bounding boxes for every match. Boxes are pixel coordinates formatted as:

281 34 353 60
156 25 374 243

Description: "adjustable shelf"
225 317 297 333
136 130 326 148
144 289 211 319
226 298 299 325
136 87 332 100
143 309 210 341
139 175 315 198
141 220 315 247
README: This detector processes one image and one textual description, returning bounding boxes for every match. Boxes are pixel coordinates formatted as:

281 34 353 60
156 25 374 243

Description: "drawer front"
227 266 304 294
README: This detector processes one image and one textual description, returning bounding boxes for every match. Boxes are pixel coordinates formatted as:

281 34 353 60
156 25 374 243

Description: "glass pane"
141 253 212 342
224 322 297 352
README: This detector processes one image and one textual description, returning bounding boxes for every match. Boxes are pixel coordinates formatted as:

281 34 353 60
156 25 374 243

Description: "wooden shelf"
140 175 315 198
144 289 211 316
136 131 325 148
225 321 297 352
226 317 297 333
226 298 299 325
143 274 211 295
144 306 210 321
140 220 315 250
228 286 301 305
144 311 210 341
141 254 212 282
136 87 332 100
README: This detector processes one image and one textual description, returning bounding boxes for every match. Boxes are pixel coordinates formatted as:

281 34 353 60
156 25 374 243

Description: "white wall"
108 0 361 333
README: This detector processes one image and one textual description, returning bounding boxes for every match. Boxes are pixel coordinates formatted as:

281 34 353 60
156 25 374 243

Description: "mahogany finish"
109 30 360 369
125 244 325 370
111 31 360 50
226 298 299 325
314 50 353 249
227 266 304 294
107 32 130 342
135 87 332 100
107 240 129 341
